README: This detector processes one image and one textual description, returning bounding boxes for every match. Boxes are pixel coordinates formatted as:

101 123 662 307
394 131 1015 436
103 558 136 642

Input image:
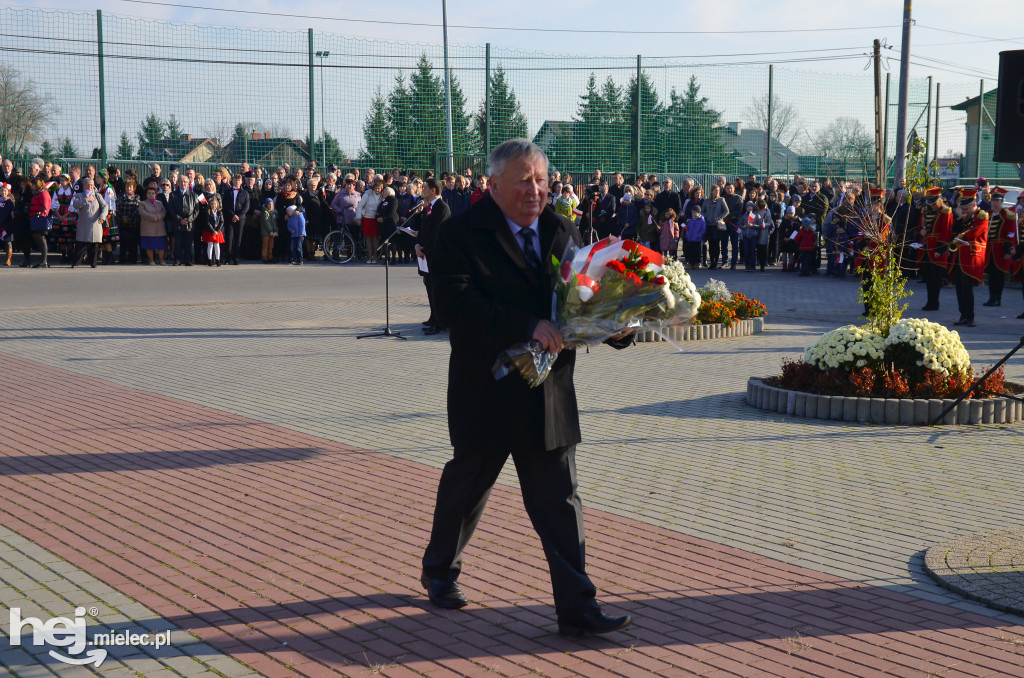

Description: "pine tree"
626 70 664 172
570 73 603 174
115 132 134 160
165 114 184 141
408 55 445 170
38 140 57 161
137 114 165 159
57 137 78 159
473 65 527 156
448 72 477 158
601 76 629 172
664 76 733 174
386 73 414 166
362 87 393 166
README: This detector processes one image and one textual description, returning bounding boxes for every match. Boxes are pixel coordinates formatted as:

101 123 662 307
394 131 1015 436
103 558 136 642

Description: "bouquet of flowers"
493 236 701 387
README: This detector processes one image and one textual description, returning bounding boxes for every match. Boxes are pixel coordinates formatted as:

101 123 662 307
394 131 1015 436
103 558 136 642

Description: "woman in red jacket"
27 177 52 268
794 217 817 276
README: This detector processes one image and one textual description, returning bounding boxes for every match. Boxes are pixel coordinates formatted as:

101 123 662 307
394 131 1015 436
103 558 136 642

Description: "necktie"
520 227 540 269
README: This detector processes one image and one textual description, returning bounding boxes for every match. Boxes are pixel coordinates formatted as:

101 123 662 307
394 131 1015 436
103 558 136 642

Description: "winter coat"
138 199 166 238
331 189 361 225
701 197 730 234
616 201 639 236
683 216 706 242
356 188 383 220
73 192 108 243
755 209 774 246
637 211 659 243
260 209 278 237
29 189 51 218
659 219 680 251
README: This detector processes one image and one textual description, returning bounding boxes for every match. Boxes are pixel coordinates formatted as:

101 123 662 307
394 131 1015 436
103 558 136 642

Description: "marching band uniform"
947 188 988 327
920 186 953 311
983 187 1015 307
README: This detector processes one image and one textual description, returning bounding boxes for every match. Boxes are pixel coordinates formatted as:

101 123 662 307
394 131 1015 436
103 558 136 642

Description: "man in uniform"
982 187 1014 307
919 186 953 311
946 188 988 327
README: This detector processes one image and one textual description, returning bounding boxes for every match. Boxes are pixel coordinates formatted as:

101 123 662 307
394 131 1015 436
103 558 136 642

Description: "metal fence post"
308 29 315 163
933 82 941 165
766 64 773 179
634 54 641 179
975 79 984 179
484 43 491 167
925 76 932 163
97 9 107 167
883 72 891 181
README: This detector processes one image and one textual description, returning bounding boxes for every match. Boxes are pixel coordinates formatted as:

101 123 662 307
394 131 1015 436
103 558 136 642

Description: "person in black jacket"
395 180 418 264
169 176 198 265
653 178 682 218
375 185 399 264
415 178 449 334
222 173 249 265
420 139 633 638
301 175 327 261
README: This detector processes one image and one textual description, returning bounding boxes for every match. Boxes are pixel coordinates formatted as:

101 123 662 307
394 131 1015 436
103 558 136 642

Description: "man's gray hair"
488 139 547 178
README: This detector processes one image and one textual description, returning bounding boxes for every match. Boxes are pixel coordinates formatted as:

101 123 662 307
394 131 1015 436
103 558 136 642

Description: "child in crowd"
0 183 13 266
794 217 817 276
637 200 658 252
202 194 225 267
260 198 277 264
658 208 679 259
286 204 306 265
779 205 801 272
682 204 705 268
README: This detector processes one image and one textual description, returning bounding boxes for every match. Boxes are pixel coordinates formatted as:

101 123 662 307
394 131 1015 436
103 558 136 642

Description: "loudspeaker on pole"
994 49 1024 163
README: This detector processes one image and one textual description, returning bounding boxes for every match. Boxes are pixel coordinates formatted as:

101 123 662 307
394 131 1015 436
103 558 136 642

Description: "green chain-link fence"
0 6 1019 186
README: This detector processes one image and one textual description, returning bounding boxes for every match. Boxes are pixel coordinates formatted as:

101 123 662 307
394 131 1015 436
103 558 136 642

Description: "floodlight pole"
893 1 912 187
442 0 454 173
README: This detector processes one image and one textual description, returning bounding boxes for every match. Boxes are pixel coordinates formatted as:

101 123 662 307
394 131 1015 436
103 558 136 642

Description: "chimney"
727 122 741 136
182 134 192 141
252 132 260 140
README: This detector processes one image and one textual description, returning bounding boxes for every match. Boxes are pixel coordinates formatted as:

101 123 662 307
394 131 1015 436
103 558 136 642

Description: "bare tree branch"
743 91 803 149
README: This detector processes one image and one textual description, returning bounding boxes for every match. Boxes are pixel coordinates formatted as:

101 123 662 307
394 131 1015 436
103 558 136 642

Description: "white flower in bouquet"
804 325 884 370
883 318 970 375
659 257 701 319
697 278 731 303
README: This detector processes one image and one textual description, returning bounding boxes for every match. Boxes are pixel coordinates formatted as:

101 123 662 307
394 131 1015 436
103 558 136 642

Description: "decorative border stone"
745 377 1024 425
636 316 764 343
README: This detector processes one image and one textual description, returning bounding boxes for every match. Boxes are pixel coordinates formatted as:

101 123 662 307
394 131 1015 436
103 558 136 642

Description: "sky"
3 0 1020 164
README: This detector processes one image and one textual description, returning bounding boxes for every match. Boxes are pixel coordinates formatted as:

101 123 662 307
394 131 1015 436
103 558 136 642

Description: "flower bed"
636 317 764 343
635 278 766 343
746 377 1024 425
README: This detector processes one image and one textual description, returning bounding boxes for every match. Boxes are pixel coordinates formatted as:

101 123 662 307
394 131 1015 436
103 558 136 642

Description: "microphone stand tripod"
357 205 423 340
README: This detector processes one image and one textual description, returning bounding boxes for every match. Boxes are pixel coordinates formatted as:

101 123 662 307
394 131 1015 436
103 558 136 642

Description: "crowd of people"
1 152 1020 324
0 154 485 268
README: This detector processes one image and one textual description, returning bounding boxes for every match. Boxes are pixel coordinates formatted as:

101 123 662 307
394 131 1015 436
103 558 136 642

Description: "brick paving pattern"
926 528 1024 618
1 264 1024 676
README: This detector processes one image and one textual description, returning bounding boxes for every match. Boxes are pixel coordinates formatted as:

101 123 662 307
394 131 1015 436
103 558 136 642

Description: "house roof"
950 88 998 112
142 137 216 160
718 125 800 172
223 138 311 162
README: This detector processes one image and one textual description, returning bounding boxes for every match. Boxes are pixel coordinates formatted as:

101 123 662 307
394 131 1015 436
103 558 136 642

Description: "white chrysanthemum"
804 325 885 370
883 317 970 375
660 257 701 319
697 277 731 303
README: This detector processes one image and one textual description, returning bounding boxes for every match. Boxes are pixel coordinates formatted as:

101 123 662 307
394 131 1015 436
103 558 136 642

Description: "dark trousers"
953 266 976 321
683 240 701 268
742 237 757 270
72 242 98 266
986 259 1005 302
31 232 48 265
756 243 768 270
923 260 944 308
422 272 442 327
708 233 722 267
176 229 194 264
224 218 244 262
727 230 739 264
422 444 597 617
119 227 139 264
798 250 814 275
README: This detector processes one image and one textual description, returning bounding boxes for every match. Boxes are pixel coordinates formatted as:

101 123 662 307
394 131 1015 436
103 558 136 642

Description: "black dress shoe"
420 573 468 609
1017 311 1024 319
953 317 969 326
983 299 1000 307
921 305 939 311
423 326 440 336
557 608 633 637
967 320 976 327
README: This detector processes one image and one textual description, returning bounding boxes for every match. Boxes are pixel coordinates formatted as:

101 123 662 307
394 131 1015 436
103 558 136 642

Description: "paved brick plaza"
2 263 1024 677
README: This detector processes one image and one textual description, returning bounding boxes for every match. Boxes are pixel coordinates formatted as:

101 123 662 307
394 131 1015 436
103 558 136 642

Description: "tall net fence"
0 6 1018 185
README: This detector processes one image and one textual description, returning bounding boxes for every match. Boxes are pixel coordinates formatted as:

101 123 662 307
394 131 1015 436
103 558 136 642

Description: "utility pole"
873 39 884 188
316 50 330 168
442 0 454 173
893 1 913 187
766 64 773 179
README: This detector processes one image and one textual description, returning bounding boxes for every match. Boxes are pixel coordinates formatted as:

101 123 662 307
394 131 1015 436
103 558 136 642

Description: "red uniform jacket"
923 206 953 267
949 210 988 283
989 208 1019 275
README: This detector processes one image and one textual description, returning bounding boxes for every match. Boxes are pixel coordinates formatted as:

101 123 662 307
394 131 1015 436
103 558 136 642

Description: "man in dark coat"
223 173 250 265
169 175 199 266
420 139 633 637
415 178 450 335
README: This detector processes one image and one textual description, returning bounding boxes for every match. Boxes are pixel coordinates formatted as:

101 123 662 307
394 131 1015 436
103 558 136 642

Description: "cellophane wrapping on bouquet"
493 236 701 387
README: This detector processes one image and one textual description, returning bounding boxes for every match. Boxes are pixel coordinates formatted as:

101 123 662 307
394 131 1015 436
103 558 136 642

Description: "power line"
116 0 899 35
916 24 1024 46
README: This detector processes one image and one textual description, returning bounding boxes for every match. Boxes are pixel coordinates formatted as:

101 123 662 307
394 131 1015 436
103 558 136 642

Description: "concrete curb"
745 377 1024 426
635 316 764 343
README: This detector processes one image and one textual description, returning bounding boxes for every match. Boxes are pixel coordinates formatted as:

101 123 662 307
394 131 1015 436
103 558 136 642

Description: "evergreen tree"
408 55 446 169
473 65 527 156
386 73 414 166
664 76 733 174
570 73 603 173
57 137 78 159
362 87 393 165
448 72 477 158
37 140 56 161
115 132 134 160
165 114 184 140
137 114 165 158
601 76 629 172
305 132 345 166
626 71 664 172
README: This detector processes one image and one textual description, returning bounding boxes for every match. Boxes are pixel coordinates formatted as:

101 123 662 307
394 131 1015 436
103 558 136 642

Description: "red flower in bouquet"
607 259 627 274
624 271 643 286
